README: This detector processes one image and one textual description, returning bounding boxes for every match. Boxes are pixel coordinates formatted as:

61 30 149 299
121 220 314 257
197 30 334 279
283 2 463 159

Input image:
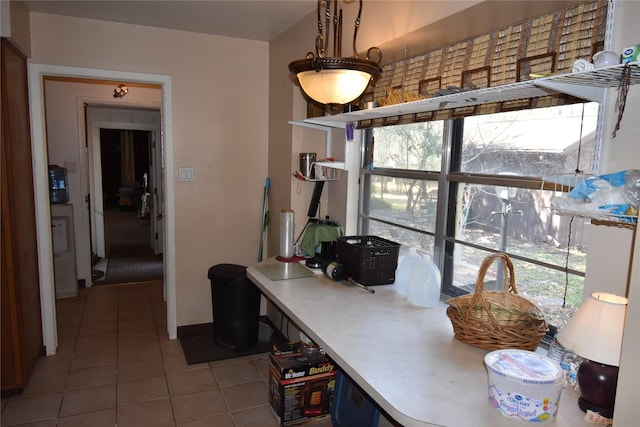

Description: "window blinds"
356 0 607 128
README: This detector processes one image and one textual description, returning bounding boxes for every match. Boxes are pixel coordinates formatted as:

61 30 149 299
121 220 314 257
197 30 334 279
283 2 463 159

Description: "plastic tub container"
331 370 380 427
484 349 565 422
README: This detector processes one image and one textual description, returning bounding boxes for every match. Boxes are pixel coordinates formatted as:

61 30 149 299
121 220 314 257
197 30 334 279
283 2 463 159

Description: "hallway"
95 207 163 285
0 281 307 427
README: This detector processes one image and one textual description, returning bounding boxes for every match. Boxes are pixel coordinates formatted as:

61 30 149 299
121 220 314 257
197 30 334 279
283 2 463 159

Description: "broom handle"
258 178 270 262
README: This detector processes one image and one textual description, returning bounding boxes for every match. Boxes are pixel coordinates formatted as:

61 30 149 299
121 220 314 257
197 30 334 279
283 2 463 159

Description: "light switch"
179 167 194 182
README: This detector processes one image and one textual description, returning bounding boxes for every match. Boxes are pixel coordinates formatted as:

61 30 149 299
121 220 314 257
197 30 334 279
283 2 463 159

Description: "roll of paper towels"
280 210 295 258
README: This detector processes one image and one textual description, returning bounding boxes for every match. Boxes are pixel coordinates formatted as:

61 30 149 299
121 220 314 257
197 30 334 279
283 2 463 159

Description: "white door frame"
28 63 177 355
85 110 161 260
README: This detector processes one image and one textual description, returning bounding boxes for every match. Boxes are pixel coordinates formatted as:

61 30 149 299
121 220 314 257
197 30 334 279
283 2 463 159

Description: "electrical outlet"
178 167 194 182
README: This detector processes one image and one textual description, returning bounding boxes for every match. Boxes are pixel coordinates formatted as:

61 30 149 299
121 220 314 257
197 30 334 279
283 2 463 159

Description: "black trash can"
208 264 261 352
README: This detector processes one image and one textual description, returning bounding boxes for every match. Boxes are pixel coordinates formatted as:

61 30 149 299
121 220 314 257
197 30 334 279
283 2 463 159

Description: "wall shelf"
291 62 639 175
297 62 639 126
289 120 351 171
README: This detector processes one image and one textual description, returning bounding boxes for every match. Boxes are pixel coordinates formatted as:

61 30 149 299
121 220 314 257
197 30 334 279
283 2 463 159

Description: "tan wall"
30 12 269 327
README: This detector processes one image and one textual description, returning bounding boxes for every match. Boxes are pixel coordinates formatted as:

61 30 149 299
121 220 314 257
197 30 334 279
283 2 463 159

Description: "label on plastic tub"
484 350 564 423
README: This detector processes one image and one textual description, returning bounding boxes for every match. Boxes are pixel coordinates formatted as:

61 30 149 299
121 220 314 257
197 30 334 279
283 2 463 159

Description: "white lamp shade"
556 292 628 367
297 69 371 105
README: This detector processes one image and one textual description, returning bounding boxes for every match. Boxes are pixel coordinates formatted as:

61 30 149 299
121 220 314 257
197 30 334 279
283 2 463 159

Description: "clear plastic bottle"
560 350 584 391
406 255 441 308
546 338 565 365
395 247 421 296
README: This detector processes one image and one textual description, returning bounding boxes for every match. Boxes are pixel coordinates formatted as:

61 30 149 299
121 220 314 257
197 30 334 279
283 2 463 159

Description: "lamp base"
577 359 618 419
577 397 614 419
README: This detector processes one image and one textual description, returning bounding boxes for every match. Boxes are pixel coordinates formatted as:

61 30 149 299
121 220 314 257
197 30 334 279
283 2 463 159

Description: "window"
359 103 599 329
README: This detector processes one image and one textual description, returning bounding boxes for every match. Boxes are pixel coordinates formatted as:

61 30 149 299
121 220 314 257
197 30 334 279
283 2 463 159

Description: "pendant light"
289 0 382 108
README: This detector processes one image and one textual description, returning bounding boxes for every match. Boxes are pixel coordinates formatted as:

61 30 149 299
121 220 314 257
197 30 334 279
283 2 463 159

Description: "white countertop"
247 258 587 427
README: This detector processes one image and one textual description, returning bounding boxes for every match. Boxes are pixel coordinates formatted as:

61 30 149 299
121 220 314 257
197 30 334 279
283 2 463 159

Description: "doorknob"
156 213 165 220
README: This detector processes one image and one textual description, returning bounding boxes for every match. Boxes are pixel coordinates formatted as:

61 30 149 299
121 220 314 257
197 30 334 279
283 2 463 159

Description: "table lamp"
556 292 628 419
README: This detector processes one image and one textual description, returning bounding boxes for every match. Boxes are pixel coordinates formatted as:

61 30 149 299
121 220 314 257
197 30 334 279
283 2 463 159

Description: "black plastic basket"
336 236 401 286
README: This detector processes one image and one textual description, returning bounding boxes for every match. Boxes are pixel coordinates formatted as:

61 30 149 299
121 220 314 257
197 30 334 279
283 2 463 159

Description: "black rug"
95 244 163 285
179 333 276 365
102 256 163 284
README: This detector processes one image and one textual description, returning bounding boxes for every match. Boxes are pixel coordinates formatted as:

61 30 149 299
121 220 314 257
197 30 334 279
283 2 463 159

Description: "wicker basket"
446 253 548 351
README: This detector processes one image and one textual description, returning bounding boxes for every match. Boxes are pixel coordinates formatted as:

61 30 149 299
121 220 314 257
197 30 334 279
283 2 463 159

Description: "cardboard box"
269 351 336 426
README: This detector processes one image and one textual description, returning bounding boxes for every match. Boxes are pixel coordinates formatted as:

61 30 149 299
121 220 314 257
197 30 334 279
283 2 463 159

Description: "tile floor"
1 281 333 427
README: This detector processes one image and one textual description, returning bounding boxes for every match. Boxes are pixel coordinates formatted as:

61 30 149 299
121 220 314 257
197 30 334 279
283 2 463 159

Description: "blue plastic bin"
331 370 381 427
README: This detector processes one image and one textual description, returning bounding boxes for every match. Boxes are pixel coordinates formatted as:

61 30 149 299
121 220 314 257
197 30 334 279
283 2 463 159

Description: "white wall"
30 12 269 328
602 1 640 423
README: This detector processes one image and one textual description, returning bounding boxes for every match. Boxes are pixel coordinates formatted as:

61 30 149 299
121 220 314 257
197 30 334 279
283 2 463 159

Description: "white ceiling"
22 0 316 42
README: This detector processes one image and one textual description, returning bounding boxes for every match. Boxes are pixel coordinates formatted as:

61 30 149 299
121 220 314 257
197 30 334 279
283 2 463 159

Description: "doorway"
29 64 177 356
93 128 163 284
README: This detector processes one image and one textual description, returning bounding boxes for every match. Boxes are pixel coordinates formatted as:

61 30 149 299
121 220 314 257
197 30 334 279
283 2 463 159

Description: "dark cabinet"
1 37 43 392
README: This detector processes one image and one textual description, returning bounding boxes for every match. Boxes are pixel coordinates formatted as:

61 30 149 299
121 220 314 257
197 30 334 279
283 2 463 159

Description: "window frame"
358 105 597 324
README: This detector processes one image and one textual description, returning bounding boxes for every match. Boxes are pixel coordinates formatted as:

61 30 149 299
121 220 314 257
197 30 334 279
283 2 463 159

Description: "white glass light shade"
297 69 372 105
557 292 628 367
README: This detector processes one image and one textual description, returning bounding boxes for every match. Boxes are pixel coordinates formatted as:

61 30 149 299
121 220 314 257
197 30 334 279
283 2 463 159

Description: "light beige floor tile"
56 336 76 355
70 347 117 370
56 299 86 317
221 380 269 412
56 319 81 340
117 376 168 406
74 332 118 352
118 327 158 347
1 420 57 427
210 354 254 367
166 369 217 396
118 357 166 382
78 319 118 337
82 310 118 322
306 415 334 426
170 389 228 424
119 315 156 331
154 308 168 325
253 357 271 381
160 339 184 357
116 396 175 427
0 393 62 425
20 371 67 397
59 384 116 417
32 353 72 375
118 306 154 319
66 364 117 389
212 359 264 387
118 341 161 362
177 413 235 427
157 327 170 341
163 354 208 374
231 405 280 427
57 408 116 427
